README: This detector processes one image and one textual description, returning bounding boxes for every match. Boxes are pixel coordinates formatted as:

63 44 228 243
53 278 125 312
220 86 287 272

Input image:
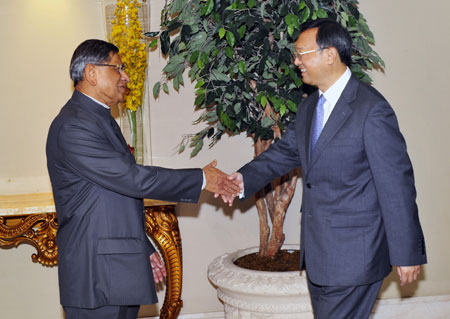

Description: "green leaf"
153 82 161 98
299 1 306 10
163 83 169 94
200 52 209 67
286 100 298 112
189 51 200 64
194 93 205 106
178 73 184 86
195 79 205 88
316 8 328 19
200 0 214 16
148 39 158 49
238 25 246 39
212 47 220 57
280 104 287 117
285 14 299 29
211 70 230 81
225 46 234 59
261 95 268 107
261 116 274 128
197 58 204 70
234 103 242 113
238 60 246 74
169 0 184 15
191 139 204 157
219 27 226 39
173 76 180 91
196 88 206 96
288 25 294 37
220 111 235 130
300 7 310 23
248 0 257 9
226 31 236 47
341 11 349 26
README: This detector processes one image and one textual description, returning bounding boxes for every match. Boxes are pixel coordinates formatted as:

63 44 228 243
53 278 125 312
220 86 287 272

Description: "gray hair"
69 39 119 86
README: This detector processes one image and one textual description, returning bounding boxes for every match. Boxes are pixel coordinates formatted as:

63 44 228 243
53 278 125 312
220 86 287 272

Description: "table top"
0 193 174 216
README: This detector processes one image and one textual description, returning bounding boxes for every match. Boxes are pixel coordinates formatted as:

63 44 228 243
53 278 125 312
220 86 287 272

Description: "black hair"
69 39 119 86
301 19 353 67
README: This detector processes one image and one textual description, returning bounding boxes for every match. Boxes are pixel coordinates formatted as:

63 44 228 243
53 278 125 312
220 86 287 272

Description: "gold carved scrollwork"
0 213 58 266
0 199 182 319
145 205 183 319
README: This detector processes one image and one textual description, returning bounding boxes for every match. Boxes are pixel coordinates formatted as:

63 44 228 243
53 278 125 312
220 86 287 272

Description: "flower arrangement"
110 0 148 163
111 0 148 111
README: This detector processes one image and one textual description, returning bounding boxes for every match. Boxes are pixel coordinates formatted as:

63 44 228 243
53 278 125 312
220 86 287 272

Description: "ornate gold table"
0 193 183 319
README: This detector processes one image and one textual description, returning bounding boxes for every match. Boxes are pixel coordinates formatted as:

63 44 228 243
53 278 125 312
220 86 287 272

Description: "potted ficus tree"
149 0 383 316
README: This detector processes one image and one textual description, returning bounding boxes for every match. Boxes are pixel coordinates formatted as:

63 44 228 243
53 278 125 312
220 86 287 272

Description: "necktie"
311 94 326 152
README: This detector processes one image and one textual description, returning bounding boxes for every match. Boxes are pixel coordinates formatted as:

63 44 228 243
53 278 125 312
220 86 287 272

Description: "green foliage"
149 0 384 157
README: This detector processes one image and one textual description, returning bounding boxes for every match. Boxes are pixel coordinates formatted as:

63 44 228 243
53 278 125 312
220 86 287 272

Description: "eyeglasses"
292 48 325 60
93 63 126 73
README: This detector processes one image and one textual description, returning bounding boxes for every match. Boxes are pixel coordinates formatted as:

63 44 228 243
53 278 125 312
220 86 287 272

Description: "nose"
294 56 302 67
121 70 130 82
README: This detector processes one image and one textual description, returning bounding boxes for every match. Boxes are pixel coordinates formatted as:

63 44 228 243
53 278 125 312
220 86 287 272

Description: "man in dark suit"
46 39 240 319
226 20 427 318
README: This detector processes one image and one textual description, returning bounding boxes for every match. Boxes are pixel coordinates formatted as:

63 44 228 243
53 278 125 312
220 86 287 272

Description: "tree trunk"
254 135 298 258
248 80 299 258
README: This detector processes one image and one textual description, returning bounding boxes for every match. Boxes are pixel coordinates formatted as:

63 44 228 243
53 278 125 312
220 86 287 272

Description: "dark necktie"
311 94 326 152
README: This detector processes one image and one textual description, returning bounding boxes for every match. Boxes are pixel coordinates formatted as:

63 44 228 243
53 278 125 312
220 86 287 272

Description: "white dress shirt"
318 67 352 129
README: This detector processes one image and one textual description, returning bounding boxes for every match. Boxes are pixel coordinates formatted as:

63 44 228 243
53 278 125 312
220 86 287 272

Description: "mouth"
119 84 128 93
300 68 307 73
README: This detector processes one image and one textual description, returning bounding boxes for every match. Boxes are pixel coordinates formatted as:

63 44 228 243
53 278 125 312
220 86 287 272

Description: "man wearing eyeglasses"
46 39 240 319
226 19 427 318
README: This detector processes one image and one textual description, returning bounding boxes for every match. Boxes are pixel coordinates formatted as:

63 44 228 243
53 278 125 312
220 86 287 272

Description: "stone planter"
207 245 313 319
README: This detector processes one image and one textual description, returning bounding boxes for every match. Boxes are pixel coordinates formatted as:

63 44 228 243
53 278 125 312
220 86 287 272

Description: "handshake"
202 160 244 206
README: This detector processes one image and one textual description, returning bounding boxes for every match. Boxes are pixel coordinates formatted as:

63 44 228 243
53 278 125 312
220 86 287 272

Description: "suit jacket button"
306 183 312 189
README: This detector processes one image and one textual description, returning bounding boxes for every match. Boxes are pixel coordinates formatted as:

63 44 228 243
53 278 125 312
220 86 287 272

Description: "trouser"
307 276 383 319
63 305 140 319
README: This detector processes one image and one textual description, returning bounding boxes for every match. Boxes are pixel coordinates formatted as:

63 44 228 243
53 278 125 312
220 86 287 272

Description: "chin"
301 76 311 85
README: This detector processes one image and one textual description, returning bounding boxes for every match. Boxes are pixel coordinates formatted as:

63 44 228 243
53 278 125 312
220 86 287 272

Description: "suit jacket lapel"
308 75 359 169
304 92 318 166
71 90 135 161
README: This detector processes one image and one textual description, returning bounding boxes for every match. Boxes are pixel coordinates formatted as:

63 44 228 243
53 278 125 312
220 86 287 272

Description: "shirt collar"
80 92 111 110
319 67 351 108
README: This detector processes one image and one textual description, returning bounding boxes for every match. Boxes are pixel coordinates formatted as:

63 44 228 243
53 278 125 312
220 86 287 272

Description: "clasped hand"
203 160 243 206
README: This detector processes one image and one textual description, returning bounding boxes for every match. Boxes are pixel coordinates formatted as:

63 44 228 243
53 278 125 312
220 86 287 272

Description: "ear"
83 64 97 86
325 47 339 65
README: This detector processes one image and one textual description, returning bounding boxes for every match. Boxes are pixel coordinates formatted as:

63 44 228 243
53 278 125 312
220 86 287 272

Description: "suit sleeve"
57 118 203 203
364 101 426 266
238 122 301 199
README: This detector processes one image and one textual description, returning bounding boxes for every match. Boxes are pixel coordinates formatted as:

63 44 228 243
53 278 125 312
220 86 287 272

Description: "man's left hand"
150 252 167 284
396 265 422 286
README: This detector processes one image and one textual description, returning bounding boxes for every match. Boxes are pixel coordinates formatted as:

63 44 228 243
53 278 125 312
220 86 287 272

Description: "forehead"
295 28 318 50
108 52 122 63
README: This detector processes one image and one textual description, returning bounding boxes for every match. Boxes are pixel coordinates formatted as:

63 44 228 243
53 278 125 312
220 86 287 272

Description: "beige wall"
0 0 449 318
357 0 450 298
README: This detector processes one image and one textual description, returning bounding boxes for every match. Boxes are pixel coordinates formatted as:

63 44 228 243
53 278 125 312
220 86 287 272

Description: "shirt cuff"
202 171 206 190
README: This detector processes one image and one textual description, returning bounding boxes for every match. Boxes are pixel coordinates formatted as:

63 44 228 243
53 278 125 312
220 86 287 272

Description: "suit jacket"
46 90 203 308
239 75 427 286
